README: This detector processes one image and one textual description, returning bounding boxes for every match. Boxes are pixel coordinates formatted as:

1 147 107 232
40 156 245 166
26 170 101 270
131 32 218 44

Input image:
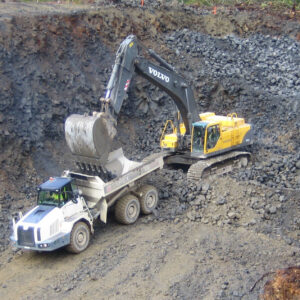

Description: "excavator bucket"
65 113 117 172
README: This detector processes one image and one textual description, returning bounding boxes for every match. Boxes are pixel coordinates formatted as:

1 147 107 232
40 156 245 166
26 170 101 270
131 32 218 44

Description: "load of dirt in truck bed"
0 2 299 299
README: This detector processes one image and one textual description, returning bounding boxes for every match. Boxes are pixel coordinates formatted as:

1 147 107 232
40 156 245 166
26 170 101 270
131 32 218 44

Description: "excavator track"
187 151 250 181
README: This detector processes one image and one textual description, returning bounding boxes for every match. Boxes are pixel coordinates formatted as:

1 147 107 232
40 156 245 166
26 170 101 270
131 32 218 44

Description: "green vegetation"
180 0 299 9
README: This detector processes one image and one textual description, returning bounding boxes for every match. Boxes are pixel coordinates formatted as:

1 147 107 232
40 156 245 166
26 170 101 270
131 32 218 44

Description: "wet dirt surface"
0 2 299 299
1 217 299 299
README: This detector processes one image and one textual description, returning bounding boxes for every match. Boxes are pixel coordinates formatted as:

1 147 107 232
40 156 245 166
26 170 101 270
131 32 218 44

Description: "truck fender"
99 199 108 224
72 217 94 235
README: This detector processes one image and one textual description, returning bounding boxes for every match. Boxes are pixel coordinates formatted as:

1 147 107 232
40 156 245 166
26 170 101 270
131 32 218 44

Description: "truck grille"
50 220 59 236
17 226 35 247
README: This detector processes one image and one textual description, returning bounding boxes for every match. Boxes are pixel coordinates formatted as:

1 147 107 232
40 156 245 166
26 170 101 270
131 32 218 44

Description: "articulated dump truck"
11 149 164 253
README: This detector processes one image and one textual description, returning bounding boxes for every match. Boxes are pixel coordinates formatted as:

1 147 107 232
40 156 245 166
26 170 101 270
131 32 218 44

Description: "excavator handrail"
227 113 238 119
160 120 176 143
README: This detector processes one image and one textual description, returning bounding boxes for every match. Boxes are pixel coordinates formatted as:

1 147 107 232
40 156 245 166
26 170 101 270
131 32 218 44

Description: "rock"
232 290 240 297
163 191 169 198
187 210 196 221
228 212 240 220
269 206 277 214
217 197 227 205
282 237 293 245
201 183 210 195
193 195 205 205
173 218 180 224
279 195 286 203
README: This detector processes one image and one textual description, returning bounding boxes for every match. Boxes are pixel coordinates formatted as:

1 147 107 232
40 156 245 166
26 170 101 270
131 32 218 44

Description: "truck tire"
66 222 90 254
137 185 159 215
115 194 140 225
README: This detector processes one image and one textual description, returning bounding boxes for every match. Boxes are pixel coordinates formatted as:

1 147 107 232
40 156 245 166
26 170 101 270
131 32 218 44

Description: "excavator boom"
65 35 199 172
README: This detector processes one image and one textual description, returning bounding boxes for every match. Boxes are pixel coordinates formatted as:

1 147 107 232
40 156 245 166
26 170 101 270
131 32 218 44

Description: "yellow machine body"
160 119 186 150
160 112 252 156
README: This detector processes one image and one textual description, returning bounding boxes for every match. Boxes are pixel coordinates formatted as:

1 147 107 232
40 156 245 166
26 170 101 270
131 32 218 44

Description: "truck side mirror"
72 189 82 203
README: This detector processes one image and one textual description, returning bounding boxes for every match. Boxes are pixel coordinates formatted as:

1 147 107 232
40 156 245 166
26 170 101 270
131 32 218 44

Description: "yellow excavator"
65 35 252 180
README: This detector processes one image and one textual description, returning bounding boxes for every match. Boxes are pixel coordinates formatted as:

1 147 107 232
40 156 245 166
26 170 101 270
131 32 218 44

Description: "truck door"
61 183 83 219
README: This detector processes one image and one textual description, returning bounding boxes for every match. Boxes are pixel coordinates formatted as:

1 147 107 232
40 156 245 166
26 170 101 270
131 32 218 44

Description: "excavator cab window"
192 123 207 154
206 125 220 150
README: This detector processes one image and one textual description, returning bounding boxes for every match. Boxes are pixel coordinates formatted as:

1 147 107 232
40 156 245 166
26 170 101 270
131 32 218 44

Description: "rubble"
0 2 299 299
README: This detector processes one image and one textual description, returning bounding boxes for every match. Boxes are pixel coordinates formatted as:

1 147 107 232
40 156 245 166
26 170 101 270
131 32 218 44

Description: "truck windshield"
192 124 206 154
37 190 60 207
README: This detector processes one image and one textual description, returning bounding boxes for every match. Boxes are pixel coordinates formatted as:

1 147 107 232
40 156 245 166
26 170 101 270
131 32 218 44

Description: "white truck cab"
11 177 93 253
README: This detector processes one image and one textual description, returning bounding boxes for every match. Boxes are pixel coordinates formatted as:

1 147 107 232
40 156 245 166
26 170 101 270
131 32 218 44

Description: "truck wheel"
115 194 140 225
137 185 159 215
66 222 90 254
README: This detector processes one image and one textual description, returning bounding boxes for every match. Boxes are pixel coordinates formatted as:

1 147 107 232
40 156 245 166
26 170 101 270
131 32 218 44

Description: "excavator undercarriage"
186 151 250 181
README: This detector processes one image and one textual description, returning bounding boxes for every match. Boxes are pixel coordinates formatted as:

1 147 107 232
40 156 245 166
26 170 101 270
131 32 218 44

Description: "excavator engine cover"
65 113 117 170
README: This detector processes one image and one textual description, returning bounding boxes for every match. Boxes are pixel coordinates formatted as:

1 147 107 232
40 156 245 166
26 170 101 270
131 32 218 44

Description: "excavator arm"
104 35 198 133
65 35 199 172
135 58 198 134
104 35 138 116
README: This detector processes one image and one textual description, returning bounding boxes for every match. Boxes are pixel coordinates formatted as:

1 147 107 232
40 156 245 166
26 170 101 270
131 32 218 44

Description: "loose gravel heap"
166 30 300 189
0 3 300 299
122 31 300 192
0 0 299 258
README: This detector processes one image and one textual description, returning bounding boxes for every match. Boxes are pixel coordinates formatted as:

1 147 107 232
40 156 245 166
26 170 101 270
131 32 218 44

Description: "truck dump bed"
65 153 164 210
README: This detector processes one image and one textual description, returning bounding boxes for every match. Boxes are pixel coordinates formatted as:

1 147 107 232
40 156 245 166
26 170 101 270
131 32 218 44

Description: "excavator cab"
191 122 221 155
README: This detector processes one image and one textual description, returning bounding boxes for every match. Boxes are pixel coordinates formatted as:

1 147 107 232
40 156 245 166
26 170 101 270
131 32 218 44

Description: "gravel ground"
0 2 299 299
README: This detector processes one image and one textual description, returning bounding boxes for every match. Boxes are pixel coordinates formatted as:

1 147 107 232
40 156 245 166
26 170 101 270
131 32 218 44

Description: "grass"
180 0 300 9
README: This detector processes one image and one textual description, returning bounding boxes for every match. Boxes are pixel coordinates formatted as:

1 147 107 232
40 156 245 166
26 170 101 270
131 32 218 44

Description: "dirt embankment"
0 2 299 299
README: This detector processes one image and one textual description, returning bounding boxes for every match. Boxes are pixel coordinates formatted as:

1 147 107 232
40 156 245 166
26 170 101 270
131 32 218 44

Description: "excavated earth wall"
0 3 299 299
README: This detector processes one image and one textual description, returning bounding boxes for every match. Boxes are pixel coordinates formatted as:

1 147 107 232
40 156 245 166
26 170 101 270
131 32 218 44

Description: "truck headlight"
38 243 49 248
